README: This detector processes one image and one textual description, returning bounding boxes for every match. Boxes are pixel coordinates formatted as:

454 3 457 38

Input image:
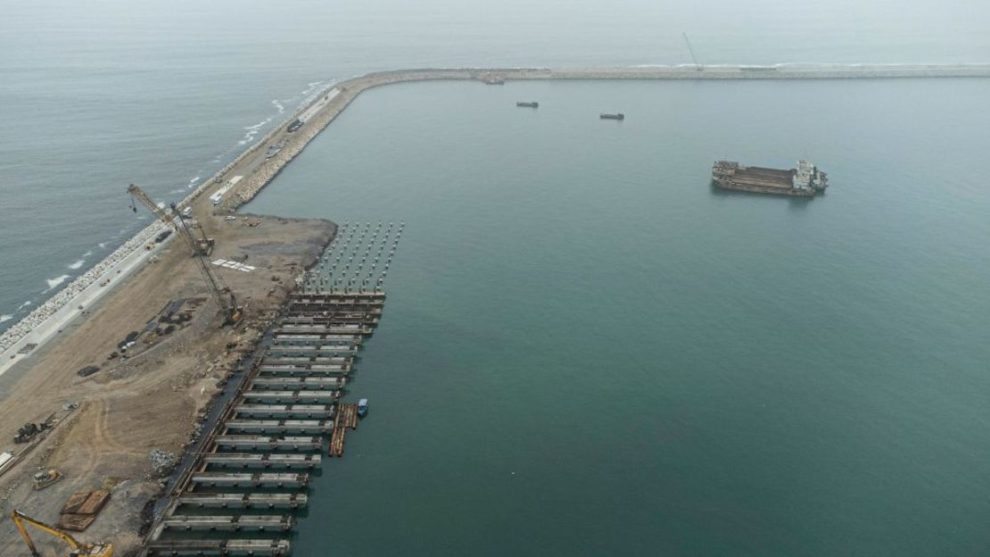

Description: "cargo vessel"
711 160 828 197
516 101 539 108
600 113 624 120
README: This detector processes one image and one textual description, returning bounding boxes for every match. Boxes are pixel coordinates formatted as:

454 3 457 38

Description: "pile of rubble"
148 449 178 477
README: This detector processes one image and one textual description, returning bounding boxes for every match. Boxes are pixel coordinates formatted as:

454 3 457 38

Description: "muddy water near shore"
245 79 990 555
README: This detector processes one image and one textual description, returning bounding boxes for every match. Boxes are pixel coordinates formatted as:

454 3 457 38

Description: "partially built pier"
145 291 384 556
144 222 401 556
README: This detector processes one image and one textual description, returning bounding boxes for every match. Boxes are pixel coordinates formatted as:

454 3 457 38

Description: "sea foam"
67 259 85 270
46 274 70 290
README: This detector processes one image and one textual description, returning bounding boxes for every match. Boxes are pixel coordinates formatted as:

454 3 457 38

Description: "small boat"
516 101 539 108
600 113 625 120
357 398 368 418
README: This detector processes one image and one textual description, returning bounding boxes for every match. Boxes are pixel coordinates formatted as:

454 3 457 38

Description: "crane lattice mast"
683 33 702 71
127 184 240 325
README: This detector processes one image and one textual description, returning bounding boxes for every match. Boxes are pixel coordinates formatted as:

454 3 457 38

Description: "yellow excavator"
10 510 113 557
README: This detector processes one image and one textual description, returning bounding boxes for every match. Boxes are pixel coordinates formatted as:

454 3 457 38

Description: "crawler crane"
127 184 242 326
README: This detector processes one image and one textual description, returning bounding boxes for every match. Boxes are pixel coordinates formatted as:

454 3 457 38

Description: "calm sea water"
1 0 988 324
246 79 990 555
3 2 990 555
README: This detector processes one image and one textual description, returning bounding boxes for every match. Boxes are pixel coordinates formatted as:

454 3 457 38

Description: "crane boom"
127 184 214 256
127 184 241 326
11 509 113 557
175 212 243 325
683 33 702 71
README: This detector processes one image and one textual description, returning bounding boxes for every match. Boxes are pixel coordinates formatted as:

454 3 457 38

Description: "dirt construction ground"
0 207 333 556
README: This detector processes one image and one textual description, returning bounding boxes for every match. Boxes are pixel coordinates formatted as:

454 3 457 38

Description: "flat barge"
712 160 828 197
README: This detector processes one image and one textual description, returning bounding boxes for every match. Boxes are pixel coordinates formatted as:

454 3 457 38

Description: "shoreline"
3 62 989 377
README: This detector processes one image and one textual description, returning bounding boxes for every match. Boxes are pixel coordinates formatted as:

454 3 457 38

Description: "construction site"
0 178 335 554
1 63 981 555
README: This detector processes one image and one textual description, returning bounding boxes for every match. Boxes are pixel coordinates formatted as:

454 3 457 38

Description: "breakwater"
0 221 171 372
219 63 990 211
4 62 988 378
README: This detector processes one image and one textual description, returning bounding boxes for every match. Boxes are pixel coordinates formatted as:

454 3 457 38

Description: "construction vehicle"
32 469 63 490
10 510 113 557
127 184 214 256
14 422 50 444
127 184 242 327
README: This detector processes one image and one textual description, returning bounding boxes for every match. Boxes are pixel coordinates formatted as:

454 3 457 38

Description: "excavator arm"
12 509 82 555
10 510 113 557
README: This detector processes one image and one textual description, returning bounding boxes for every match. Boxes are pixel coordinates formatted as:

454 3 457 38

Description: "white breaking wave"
1 219 170 356
46 274 71 290
67 259 85 270
0 314 13 324
302 80 324 96
188 175 201 188
272 99 285 113
98 242 108 249
238 117 272 145
19 301 32 309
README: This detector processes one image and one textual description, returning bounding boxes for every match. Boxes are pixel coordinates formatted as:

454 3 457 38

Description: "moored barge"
711 160 828 197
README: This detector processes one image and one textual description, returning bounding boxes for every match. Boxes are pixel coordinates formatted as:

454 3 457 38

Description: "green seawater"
247 79 990 556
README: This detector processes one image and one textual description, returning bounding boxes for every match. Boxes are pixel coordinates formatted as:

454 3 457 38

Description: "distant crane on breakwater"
683 33 703 71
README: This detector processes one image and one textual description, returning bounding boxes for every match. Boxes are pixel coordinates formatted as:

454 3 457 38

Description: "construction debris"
149 449 179 477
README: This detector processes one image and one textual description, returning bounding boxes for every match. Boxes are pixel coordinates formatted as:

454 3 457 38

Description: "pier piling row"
213 435 323 451
148 291 387 555
252 377 347 390
146 539 291 557
176 493 308 510
162 514 295 532
203 453 322 470
223 420 331 434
